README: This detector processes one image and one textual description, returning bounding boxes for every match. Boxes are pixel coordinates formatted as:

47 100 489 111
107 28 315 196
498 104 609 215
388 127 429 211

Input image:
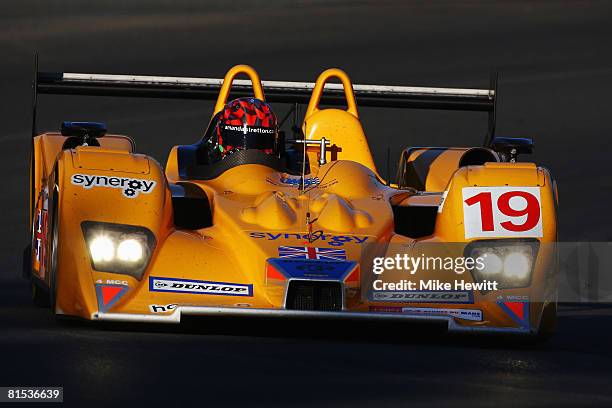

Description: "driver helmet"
208 97 279 162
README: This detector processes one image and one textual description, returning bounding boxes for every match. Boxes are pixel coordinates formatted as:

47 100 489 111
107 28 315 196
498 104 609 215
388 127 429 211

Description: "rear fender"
396 147 499 192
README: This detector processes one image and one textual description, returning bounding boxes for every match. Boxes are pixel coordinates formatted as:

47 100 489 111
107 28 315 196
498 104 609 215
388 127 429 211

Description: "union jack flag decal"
278 246 347 261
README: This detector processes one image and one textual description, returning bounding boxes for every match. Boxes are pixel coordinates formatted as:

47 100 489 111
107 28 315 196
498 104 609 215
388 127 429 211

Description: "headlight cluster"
465 239 539 290
81 221 156 279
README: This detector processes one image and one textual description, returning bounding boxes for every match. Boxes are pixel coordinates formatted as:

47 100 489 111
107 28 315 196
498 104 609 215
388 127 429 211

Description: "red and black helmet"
213 97 279 159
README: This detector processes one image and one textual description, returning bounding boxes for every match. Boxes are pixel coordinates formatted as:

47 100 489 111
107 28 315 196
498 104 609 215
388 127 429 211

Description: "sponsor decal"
248 232 369 247
280 176 320 187
400 307 483 322
34 208 48 266
368 306 482 321
497 295 529 301
149 304 177 313
370 290 474 304
224 124 275 134
96 279 129 286
278 246 346 261
95 284 129 312
32 186 50 277
267 176 338 189
71 174 157 198
498 301 530 329
267 258 358 281
149 276 253 297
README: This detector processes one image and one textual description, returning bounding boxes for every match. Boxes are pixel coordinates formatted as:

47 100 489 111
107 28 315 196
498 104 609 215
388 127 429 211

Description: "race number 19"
462 187 543 239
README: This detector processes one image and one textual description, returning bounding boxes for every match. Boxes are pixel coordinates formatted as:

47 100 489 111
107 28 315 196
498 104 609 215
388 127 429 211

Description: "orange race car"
25 62 558 337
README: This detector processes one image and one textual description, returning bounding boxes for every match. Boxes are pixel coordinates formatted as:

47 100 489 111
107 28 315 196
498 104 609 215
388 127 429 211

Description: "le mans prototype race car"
25 62 558 337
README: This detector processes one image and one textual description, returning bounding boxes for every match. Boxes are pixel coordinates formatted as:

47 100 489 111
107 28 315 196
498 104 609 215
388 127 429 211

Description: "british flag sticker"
277 246 347 261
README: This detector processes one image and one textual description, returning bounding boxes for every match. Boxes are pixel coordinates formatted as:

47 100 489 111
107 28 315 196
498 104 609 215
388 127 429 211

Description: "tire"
47 188 60 312
31 278 50 307
535 301 557 341
26 240 51 307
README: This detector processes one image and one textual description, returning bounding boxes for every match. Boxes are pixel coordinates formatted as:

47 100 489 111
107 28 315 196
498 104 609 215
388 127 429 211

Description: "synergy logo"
71 174 156 198
248 232 370 247
149 276 253 297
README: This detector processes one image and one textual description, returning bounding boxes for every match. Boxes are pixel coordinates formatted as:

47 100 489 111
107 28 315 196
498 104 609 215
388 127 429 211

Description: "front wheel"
25 241 51 307
535 301 557 341
31 279 50 307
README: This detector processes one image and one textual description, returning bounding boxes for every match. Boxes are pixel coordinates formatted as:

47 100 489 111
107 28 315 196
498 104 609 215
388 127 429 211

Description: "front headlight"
81 221 156 279
466 239 539 290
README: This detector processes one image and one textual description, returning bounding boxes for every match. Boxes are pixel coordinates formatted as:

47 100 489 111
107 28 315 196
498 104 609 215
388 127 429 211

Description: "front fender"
53 146 172 318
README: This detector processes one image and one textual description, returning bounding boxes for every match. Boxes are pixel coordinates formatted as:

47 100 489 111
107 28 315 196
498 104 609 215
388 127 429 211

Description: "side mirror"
61 122 107 149
489 137 534 162
61 121 107 139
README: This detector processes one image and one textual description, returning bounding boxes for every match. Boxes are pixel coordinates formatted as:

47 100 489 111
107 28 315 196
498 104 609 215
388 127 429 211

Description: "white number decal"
462 187 543 239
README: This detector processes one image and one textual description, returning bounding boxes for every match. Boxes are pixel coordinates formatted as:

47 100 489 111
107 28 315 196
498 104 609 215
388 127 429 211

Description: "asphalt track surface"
1 1 612 406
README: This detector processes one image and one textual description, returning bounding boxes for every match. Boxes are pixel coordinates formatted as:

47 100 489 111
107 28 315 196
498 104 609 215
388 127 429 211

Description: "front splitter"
93 306 533 335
